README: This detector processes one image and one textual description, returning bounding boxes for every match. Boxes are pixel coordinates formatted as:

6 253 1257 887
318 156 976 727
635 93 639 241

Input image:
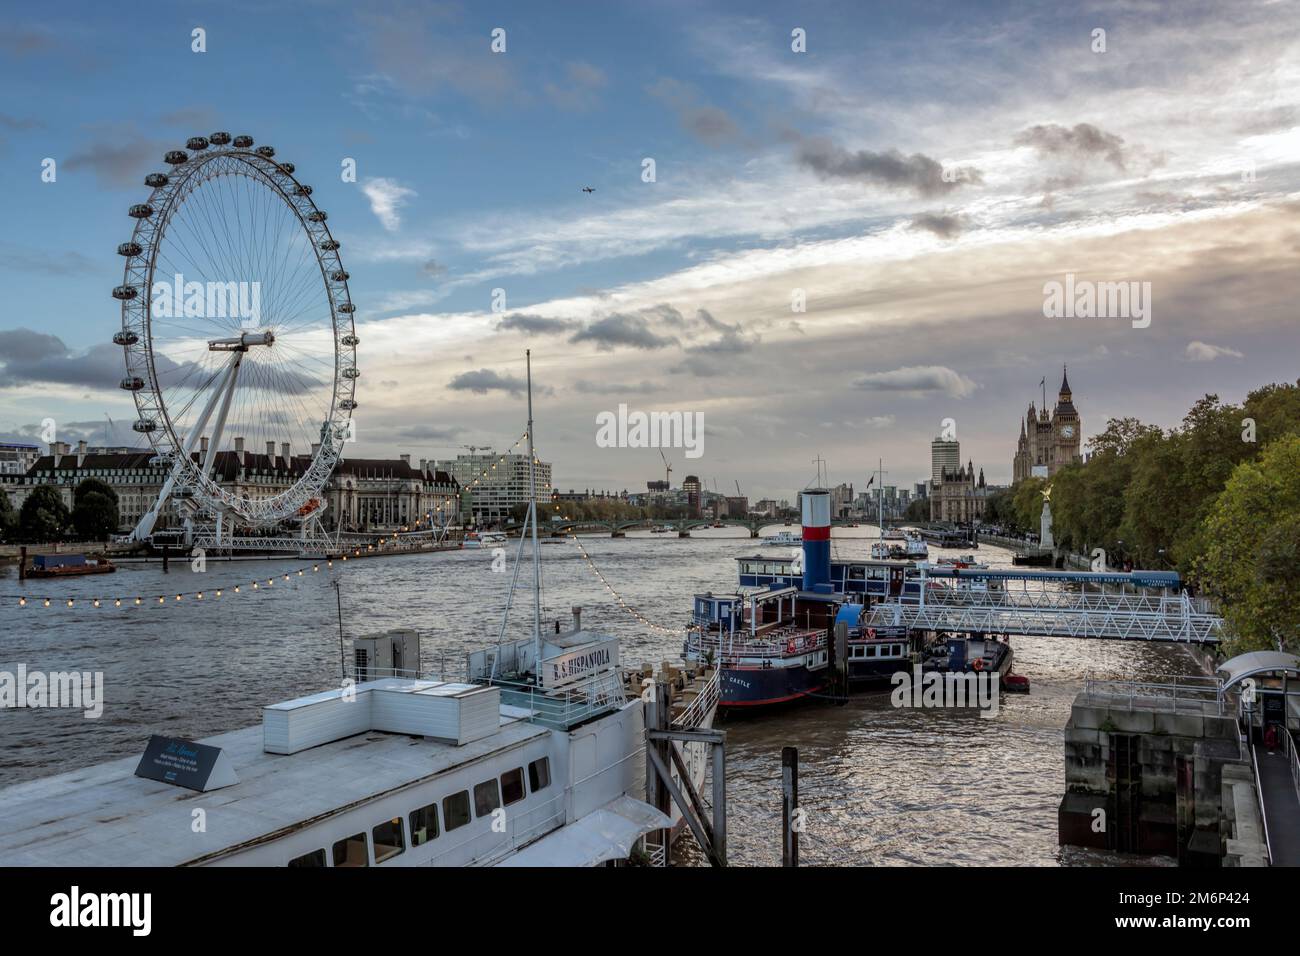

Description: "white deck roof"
0 713 548 867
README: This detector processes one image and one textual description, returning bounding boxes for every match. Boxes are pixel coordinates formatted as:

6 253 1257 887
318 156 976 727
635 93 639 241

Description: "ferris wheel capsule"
112 330 139 346
144 173 168 187
307 210 327 222
278 162 295 174
319 239 339 251
133 419 158 433
186 136 209 151
164 150 188 165
117 242 142 257
129 203 154 218
119 376 145 391
337 302 355 313
341 334 359 346
112 285 138 300
209 131 231 145
232 135 253 148
294 184 312 196
255 145 275 158
330 270 348 282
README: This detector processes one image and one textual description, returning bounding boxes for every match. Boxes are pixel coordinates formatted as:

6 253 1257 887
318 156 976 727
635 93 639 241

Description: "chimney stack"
200 436 209 455
234 436 245 456
76 439 87 467
281 442 290 464
400 453 411 465
571 606 582 632
51 441 68 468
266 440 276 461
419 458 428 473
311 442 320 456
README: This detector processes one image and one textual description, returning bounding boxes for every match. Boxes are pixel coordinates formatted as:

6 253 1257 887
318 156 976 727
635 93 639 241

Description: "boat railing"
686 626 824 664
484 669 628 731
344 662 627 732
1081 676 1225 714
672 668 720 730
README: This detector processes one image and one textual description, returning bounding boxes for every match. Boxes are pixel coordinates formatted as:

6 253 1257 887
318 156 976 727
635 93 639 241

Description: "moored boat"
24 554 116 578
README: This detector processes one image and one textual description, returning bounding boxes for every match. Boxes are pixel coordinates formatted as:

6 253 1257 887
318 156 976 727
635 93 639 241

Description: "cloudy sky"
1 0 1297 500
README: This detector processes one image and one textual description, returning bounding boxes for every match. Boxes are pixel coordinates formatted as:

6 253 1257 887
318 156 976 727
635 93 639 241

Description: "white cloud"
361 177 417 232
851 366 978 398
1185 340 1244 361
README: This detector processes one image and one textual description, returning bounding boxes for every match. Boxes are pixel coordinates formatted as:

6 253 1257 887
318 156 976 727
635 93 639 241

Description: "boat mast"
526 350 542 680
878 458 884 541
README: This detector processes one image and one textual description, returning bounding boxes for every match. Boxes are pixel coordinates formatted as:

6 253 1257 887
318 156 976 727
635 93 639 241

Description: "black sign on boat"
134 734 239 792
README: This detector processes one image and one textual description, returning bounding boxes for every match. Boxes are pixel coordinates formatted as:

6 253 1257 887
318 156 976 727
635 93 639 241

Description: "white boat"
465 530 508 547
762 530 803 546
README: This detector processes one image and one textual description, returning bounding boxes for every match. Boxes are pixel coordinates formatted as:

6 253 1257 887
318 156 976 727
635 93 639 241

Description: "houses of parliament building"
1012 367 1083 482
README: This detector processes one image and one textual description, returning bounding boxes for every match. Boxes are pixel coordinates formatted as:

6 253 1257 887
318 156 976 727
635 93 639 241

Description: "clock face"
1061 425 1075 439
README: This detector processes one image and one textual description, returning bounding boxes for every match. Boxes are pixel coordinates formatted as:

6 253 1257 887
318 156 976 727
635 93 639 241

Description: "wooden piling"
782 745 799 867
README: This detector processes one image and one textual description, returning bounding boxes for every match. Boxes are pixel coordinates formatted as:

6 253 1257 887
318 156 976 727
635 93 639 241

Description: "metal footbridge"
865 567 1225 643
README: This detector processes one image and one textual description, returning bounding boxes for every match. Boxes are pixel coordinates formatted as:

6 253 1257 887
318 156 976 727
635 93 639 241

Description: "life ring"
786 639 796 655
972 657 984 672
866 627 876 639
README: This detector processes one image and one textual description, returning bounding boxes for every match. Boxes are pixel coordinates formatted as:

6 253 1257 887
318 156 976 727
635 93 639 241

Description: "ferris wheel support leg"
130 354 242 542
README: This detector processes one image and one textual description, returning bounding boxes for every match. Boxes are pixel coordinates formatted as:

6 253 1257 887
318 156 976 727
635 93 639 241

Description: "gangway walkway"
1253 730 1300 866
866 588 1224 643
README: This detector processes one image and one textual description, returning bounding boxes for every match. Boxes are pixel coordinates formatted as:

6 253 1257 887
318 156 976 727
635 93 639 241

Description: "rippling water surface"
0 528 1199 865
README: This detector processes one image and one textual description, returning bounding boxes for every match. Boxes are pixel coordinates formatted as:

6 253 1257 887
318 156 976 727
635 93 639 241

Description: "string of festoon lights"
565 532 688 636
15 430 684 635
15 432 546 611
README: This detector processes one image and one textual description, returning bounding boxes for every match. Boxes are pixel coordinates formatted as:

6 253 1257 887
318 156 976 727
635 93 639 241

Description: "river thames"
0 527 1198 865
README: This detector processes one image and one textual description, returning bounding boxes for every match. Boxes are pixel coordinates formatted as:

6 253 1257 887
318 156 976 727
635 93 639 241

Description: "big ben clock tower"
1052 365 1082 470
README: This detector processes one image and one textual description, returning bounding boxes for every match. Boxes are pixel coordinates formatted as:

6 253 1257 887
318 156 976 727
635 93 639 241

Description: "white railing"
685 626 824 664
672 669 720 730
869 598 1224 643
1081 677 1224 714
1249 738 1274 865
1287 728 1300 808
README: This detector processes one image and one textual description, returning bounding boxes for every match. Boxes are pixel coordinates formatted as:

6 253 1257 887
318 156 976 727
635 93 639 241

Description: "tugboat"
683 488 843 710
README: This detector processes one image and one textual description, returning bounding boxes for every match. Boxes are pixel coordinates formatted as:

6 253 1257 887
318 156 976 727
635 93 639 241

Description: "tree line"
983 380 1300 654
0 479 121 544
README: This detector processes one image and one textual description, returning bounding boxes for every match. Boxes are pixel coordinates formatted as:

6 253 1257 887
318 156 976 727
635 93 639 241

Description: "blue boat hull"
719 663 827 709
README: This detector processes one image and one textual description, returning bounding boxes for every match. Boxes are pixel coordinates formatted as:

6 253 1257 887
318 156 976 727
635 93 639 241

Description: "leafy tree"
0 491 16 540
1193 434 1300 654
74 477 118 507
18 485 69 542
72 491 119 541
904 498 929 522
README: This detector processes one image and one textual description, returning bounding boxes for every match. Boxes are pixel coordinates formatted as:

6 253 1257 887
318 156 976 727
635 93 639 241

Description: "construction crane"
659 449 672 487
461 444 495 457
734 479 742 497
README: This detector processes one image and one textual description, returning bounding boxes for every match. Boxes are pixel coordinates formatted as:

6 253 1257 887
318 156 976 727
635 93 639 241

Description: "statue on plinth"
1040 484 1054 550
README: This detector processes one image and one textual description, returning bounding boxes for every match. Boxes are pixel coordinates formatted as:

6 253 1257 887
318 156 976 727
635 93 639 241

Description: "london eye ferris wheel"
111 132 358 544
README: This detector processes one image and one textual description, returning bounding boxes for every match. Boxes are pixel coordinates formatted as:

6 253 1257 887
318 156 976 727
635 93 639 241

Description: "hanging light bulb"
19 597 27 607
114 598 122 607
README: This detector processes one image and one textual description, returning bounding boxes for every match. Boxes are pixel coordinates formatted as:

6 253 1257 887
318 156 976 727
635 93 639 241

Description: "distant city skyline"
1 1 1297 502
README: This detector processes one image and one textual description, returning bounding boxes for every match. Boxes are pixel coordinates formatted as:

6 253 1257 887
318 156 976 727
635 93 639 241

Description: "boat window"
848 566 865 580
865 646 876 657
288 848 326 868
474 779 502 818
529 757 551 793
372 818 405 863
501 767 526 806
443 790 472 832
332 832 369 867
410 803 439 846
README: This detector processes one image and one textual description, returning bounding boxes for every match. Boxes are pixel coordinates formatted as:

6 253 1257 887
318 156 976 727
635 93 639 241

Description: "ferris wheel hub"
208 330 275 351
